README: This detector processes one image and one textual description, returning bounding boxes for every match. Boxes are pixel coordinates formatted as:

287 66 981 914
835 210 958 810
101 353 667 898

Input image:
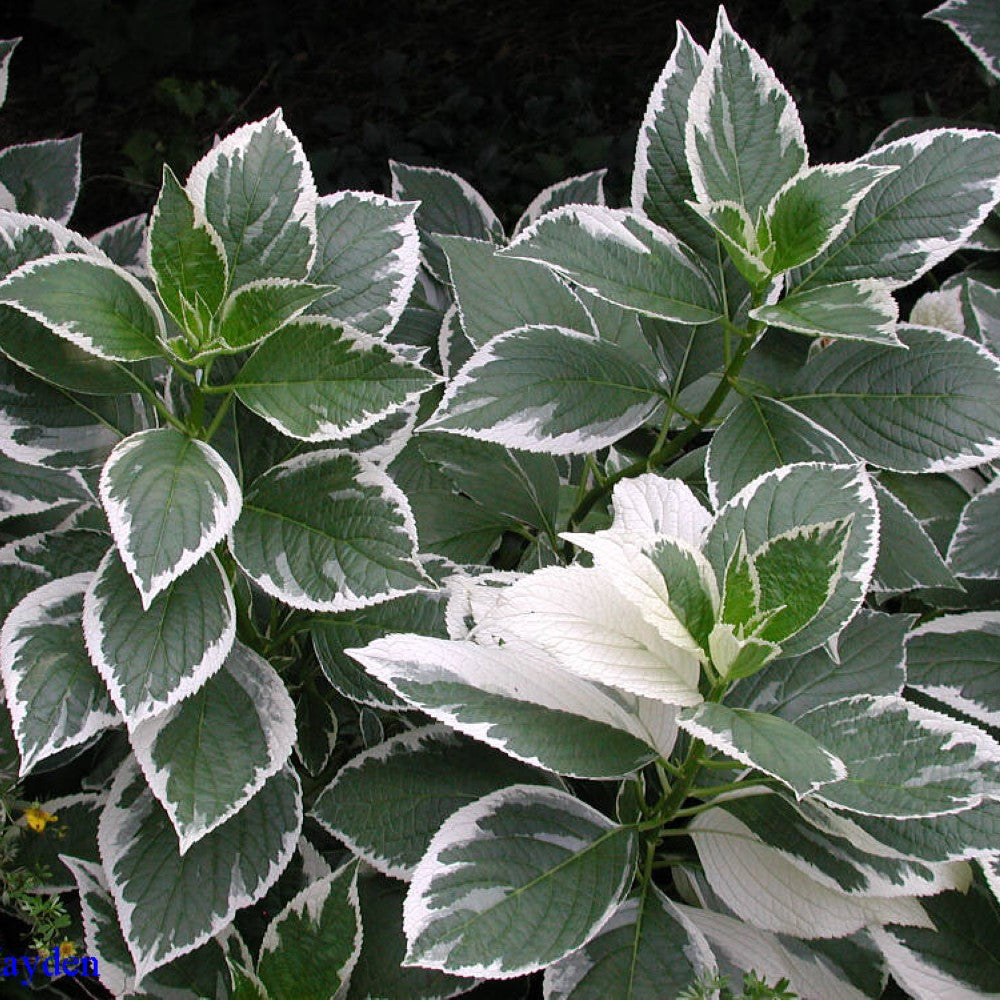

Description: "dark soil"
0 0 991 235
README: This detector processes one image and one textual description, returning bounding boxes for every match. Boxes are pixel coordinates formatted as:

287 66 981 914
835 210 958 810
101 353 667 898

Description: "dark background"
0 0 994 241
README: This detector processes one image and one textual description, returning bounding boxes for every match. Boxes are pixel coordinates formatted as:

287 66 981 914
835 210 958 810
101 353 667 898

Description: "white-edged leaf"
500 206 722 325
514 169 606 236
185 110 317 290
784 324 1000 472
129 640 294 851
308 190 420 338
230 449 429 611
91 212 148 275
99 758 302 983
482 562 703 706
543 886 716 1000
870 874 1000 998
0 38 18 110
631 22 713 258
312 724 559 880
750 279 900 345
0 253 166 360
440 234 595 347
685 8 806 215
403 784 637 978
83 548 234 728
948 475 1000 578
704 463 879 656
0 357 147 469
766 163 897 273
232 316 437 442
797 129 1000 289
679 904 883 1000
0 455 91 521
906 612 1000 729
927 0 1000 80
422 324 664 454
678 703 846 797
0 135 81 223
149 164 228 329
0 573 119 775
688 802 932 938
256 858 362 999
389 161 503 282
797 694 1000 818
99 429 241 607
730 608 909 720
706 396 855 509
871 480 959 593
346 633 671 778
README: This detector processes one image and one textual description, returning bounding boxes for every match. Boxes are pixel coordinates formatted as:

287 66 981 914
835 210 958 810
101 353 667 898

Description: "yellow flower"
23 806 58 833
58 940 76 960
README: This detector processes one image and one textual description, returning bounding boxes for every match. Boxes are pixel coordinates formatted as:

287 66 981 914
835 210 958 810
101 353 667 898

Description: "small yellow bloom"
58 940 76 960
23 806 58 833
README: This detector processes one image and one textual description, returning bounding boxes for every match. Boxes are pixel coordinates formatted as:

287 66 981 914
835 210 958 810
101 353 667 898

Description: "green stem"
119 366 187 433
201 392 235 443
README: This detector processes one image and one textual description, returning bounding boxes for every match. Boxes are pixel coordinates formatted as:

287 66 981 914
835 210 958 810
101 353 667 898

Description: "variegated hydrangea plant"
2 5 1000 999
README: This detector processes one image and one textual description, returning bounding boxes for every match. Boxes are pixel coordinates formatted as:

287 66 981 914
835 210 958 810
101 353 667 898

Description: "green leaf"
704 463 879 656
422 325 664 454
631 23 713 258
313 724 559 879
389 161 504 282
440 234 594 348
62 857 231 1000
347 633 671 779
128 640 295 851
871 480 959 593
766 164 896 273
871 874 1000 997
233 317 436 441
91 213 148 273
500 206 722 325
231 450 429 611
0 573 118 775
256 860 362 1000
927 0 1000 80
82 549 235 728
0 359 146 469
0 254 166 360
417 431 560 533
686 200 770 286
185 110 317 291
99 428 241 607
294 682 338 777
752 516 853 644
877 469 970 554
783 324 1000 472
543 887 716 1000
906 612 1000 729
797 129 1000 290
312 588 448 709
347 871 476 1000
730 609 909 720
149 164 228 331
515 169 607 236
0 37 18 110
403 784 637 977
210 277 332 354
308 191 419 338
947 476 1000 578
0 135 81 223
678 704 847 797
706 396 855 509
750 280 900 346
686 8 806 216
798 694 1000 818
643 536 719 652
99 759 301 983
